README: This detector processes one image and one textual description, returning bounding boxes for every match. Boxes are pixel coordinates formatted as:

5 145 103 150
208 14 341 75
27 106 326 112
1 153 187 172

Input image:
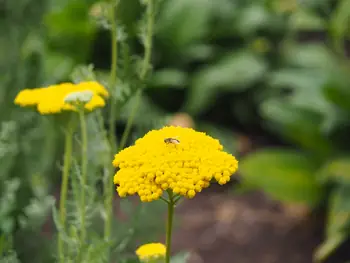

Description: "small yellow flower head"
14 86 54 107
14 81 108 114
135 243 166 262
113 126 238 202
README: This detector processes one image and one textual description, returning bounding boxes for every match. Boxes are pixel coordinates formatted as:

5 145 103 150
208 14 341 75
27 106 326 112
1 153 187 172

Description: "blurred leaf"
289 9 325 30
240 149 323 207
314 232 347 262
319 157 350 184
268 69 333 115
261 98 333 156
236 4 271 35
157 0 212 48
43 52 75 84
323 67 350 112
330 0 350 49
44 0 97 61
185 51 267 115
197 122 238 155
282 44 335 69
151 69 188 88
315 185 350 261
182 44 215 62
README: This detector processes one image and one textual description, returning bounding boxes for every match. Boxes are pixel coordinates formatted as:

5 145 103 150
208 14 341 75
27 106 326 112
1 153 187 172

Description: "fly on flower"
164 137 180 144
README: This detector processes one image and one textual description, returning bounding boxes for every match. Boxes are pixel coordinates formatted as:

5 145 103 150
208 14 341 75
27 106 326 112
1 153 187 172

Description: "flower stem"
119 89 141 150
58 116 75 263
118 0 154 150
108 0 118 156
140 0 154 80
165 191 175 263
78 107 88 246
104 0 118 251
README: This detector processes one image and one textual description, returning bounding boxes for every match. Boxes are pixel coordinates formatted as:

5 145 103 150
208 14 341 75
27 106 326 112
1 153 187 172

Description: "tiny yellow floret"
113 126 239 202
135 243 166 262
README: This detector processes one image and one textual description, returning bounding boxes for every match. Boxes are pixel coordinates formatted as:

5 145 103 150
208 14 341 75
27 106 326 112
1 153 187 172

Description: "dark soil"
171 185 350 263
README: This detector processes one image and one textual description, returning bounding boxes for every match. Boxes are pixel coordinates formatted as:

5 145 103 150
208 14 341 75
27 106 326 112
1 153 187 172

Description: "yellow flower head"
113 126 238 202
135 243 166 262
14 81 108 115
14 86 54 107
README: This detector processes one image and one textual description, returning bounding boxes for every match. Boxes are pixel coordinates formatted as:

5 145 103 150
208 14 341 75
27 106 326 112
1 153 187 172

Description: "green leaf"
330 0 350 49
157 0 212 48
281 44 335 69
43 52 75 84
170 252 190 263
260 98 333 157
185 51 267 115
182 44 215 61
323 68 350 112
289 9 325 31
239 149 323 207
314 232 347 262
44 0 97 61
314 185 350 261
151 69 188 88
267 69 333 115
236 4 271 35
319 157 350 184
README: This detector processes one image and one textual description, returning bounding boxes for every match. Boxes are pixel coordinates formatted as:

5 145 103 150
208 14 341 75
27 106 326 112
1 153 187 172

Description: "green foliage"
185 51 268 115
314 185 350 261
234 1 350 260
239 149 323 206
4 0 350 262
240 149 322 207
141 0 350 260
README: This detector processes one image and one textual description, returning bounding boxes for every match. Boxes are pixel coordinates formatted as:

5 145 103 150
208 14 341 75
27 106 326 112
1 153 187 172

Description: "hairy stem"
118 0 154 150
78 107 88 246
165 190 175 263
58 117 75 263
104 0 118 251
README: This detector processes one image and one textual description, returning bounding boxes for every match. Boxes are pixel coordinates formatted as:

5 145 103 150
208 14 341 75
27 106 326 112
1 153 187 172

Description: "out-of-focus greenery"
2 0 350 262
1 0 166 262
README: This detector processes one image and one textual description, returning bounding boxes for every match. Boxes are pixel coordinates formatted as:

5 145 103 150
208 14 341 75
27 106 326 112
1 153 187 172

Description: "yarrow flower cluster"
135 243 166 262
113 126 238 202
14 81 109 114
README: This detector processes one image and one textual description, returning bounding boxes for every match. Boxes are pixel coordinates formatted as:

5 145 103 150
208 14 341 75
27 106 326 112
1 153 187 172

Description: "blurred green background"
2 0 350 262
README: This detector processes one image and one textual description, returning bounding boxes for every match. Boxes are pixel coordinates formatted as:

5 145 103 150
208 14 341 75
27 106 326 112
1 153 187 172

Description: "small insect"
164 137 180 144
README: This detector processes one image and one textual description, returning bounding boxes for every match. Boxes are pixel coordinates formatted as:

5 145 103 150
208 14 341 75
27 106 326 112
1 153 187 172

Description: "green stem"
58 116 75 263
104 0 118 247
118 0 154 150
140 0 154 80
78 107 88 246
108 6 118 155
165 191 175 263
119 89 141 150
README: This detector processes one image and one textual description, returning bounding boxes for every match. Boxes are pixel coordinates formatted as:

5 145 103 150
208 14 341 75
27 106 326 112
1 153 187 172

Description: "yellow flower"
135 243 166 262
113 126 238 202
14 81 109 114
14 86 55 107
